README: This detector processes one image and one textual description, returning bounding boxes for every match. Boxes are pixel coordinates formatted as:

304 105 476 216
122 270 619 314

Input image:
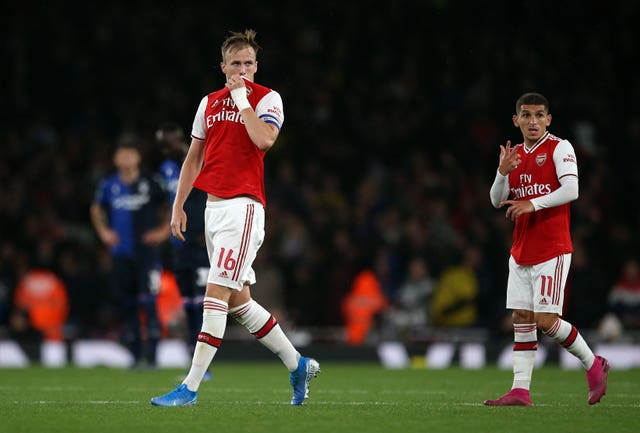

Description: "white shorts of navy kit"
506 253 571 314
204 197 265 291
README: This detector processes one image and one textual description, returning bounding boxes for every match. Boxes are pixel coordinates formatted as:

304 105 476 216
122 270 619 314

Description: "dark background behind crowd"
2 1 639 343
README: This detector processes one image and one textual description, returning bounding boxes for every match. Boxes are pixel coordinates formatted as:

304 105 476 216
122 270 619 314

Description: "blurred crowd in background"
1 1 639 346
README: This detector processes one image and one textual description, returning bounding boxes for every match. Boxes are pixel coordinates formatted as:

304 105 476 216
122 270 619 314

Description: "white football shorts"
204 197 265 291
506 253 572 314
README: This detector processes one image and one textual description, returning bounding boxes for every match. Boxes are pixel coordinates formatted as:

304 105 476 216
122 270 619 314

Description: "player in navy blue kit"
156 123 210 374
90 136 170 369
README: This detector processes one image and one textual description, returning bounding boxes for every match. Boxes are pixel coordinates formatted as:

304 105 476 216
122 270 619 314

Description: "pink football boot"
586 355 610 405
484 388 532 406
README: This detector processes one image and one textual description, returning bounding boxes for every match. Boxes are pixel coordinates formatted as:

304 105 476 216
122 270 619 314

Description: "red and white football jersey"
191 80 284 207
508 131 578 265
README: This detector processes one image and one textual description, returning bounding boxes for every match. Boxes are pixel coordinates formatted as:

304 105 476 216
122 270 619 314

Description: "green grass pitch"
0 363 638 433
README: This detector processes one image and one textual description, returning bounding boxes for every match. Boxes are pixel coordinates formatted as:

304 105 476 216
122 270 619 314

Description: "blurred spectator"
430 247 480 327
342 268 389 345
607 257 640 329
384 256 435 338
155 270 186 338
11 267 69 342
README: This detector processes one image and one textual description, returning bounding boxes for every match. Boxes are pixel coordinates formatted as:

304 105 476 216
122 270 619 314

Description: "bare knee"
512 309 534 324
534 312 559 333
205 283 233 303
228 285 251 309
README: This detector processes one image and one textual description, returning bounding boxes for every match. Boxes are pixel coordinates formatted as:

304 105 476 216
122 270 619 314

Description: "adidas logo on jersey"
539 298 548 305
218 270 229 279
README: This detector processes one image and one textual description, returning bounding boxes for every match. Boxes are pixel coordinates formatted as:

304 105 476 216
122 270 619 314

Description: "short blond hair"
221 29 261 62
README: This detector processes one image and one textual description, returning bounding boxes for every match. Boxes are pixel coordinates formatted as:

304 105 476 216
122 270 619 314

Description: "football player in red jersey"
151 29 318 407
485 93 609 406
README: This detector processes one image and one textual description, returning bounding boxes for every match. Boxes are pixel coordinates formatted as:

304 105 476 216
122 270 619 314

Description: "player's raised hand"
227 74 251 112
226 73 246 90
498 140 521 176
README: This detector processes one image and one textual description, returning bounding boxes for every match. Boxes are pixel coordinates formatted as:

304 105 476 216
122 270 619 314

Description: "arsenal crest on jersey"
536 153 547 166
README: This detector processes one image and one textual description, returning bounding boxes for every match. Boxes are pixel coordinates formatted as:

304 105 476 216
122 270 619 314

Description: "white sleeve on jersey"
489 169 510 208
530 139 579 211
191 96 209 141
255 91 284 129
553 139 579 180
